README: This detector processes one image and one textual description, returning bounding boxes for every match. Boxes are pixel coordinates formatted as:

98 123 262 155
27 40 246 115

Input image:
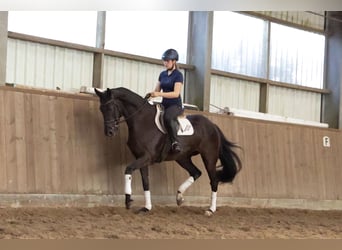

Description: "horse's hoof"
125 201 133 209
136 207 151 214
176 197 184 206
204 209 214 217
176 192 184 206
125 194 133 209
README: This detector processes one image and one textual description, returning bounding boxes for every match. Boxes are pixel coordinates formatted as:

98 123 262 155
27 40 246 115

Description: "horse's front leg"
124 157 150 210
139 166 152 212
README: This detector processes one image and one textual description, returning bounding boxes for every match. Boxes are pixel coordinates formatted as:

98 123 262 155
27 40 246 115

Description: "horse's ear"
94 88 103 97
106 88 112 98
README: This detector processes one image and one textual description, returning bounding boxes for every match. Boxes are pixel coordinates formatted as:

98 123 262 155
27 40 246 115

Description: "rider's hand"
150 92 160 98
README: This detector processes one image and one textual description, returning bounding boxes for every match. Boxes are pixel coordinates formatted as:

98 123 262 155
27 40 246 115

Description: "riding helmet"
162 49 179 61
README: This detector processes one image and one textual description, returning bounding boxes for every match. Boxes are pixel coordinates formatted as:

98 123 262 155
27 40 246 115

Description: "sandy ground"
0 205 341 239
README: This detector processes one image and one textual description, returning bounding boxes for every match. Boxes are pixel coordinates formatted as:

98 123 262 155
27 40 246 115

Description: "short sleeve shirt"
158 69 183 109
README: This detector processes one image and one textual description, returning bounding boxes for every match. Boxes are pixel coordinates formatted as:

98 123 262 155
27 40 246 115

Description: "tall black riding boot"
168 120 182 153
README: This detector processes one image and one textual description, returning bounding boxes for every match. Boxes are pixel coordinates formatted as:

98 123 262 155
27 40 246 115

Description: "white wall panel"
256 11 325 31
268 85 321 122
6 38 93 90
210 75 260 113
210 75 322 123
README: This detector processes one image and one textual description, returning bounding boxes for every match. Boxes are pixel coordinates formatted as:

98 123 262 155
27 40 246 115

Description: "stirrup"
171 141 181 153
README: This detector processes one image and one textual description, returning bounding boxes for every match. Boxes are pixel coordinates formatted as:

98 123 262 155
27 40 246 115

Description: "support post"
185 11 213 111
322 12 342 129
93 11 106 89
0 12 8 86
259 83 269 113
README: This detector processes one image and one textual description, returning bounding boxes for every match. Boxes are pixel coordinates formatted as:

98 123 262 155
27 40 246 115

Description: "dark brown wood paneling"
4 91 18 192
0 86 341 205
0 90 7 191
203 113 342 201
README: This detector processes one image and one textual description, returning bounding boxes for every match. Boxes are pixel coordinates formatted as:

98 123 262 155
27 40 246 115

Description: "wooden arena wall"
0 86 341 207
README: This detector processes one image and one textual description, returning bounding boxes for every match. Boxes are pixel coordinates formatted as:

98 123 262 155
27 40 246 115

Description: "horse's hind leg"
201 154 219 216
175 157 202 206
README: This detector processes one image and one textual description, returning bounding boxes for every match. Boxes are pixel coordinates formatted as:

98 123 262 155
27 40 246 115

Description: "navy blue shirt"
158 69 183 109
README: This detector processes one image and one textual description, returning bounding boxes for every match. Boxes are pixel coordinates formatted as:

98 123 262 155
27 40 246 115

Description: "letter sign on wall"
322 136 330 147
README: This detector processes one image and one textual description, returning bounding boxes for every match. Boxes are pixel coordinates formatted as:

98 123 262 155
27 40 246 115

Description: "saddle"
154 104 194 136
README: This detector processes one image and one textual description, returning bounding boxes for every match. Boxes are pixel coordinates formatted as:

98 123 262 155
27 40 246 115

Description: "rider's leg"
164 105 183 152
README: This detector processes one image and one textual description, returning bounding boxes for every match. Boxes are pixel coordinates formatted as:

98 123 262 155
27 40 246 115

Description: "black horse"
95 87 242 216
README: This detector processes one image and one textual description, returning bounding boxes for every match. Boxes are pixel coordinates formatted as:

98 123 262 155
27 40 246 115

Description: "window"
105 11 189 63
269 23 325 88
8 11 97 47
212 11 268 78
212 12 326 89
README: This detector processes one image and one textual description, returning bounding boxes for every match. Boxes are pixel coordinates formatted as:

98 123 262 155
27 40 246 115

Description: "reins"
117 98 150 124
101 96 150 125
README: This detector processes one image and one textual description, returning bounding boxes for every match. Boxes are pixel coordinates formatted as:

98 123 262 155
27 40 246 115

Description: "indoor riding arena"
0 11 342 239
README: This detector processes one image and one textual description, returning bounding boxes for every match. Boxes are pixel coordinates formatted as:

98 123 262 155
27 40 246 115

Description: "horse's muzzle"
104 124 119 137
105 128 114 137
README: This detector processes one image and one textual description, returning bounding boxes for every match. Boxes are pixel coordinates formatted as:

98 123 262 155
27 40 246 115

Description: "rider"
150 49 184 153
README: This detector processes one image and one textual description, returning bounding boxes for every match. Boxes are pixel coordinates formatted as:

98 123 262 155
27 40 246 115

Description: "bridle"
100 99 120 131
100 97 150 129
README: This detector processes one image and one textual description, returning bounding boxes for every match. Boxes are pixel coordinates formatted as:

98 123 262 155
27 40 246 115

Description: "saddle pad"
154 105 194 136
177 117 194 136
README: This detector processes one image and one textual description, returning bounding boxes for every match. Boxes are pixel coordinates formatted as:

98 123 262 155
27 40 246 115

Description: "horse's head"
95 88 121 137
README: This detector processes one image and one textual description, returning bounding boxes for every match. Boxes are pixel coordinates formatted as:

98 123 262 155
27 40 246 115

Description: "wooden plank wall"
0 87 341 203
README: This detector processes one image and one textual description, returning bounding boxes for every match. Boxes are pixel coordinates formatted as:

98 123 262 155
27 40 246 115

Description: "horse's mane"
111 87 145 106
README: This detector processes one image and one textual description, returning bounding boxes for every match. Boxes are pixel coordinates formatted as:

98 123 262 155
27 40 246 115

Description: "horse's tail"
215 125 242 183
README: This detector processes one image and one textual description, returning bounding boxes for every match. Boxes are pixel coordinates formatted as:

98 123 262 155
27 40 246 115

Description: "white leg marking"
125 174 132 195
178 176 194 193
177 176 194 206
144 190 152 210
209 191 217 213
